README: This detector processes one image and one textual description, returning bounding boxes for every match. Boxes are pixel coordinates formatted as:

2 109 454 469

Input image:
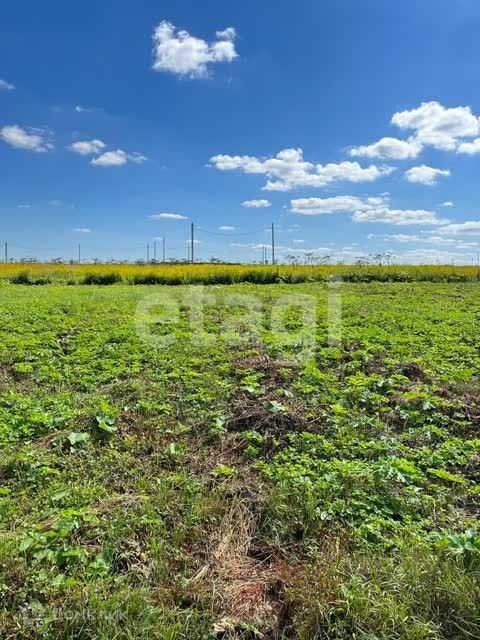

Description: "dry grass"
190 498 295 638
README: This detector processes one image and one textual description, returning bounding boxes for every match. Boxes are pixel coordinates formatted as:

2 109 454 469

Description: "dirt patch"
228 397 305 440
228 352 308 441
0 364 14 388
437 380 480 439
400 361 430 382
236 354 297 386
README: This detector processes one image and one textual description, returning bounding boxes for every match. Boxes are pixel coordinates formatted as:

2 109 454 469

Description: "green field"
1 282 480 639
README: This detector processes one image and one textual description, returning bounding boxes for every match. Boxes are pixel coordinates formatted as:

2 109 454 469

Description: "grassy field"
1 261 480 285
1 282 480 639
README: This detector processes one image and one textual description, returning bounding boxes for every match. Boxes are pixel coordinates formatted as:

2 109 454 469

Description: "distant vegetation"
1 261 479 285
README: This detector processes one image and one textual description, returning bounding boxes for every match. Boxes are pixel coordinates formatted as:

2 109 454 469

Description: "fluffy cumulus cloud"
242 199 271 208
90 149 147 167
350 137 422 160
392 102 480 151
441 201 454 207
149 213 187 220
209 148 394 191
0 125 53 152
91 150 128 166
68 139 106 155
350 101 480 160
404 165 451 186
457 138 480 155
353 207 444 225
0 79 15 90
152 21 238 78
290 195 387 215
290 194 445 225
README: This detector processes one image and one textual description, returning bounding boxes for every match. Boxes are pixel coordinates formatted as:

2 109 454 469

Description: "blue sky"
2 0 480 264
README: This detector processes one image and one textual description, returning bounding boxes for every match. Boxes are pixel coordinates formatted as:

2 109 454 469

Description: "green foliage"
82 271 123 285
1 282 480 638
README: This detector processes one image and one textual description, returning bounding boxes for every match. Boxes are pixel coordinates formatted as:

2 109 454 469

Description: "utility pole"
191 223 194 264
271 223 275 265
147 243 150 262
477 252 480 282
4 241 7 263
153 241 157 262
78 244 81 263
162 236 166 263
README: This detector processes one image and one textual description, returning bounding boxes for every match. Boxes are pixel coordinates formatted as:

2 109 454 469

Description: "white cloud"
216 27 236 41
152 21 238 78
292 239 305 243
0 79 15 91
350 137 422 160
385 234 421 243
353 207 445 225
68 139 106 155
437 221 480 236
392 101 480 151
75 105 95 113
394 248 475 264
382 234 477 248
210 148 394 191
90 149 147 167
404 165 450 186
457 138 480 155
425 236 478 248
91 150 128 166
242 199 271 208
441 201 454 207
74 227 91 233
0 125 53 152
219 225 236 230
350 102 480 161
290 195 387 215
129 152 148 164
149 213 187 220
17 204 31 209
290 194 446 226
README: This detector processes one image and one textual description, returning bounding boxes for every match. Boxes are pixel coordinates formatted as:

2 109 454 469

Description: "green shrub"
81 272 123 285
10 270 51 285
